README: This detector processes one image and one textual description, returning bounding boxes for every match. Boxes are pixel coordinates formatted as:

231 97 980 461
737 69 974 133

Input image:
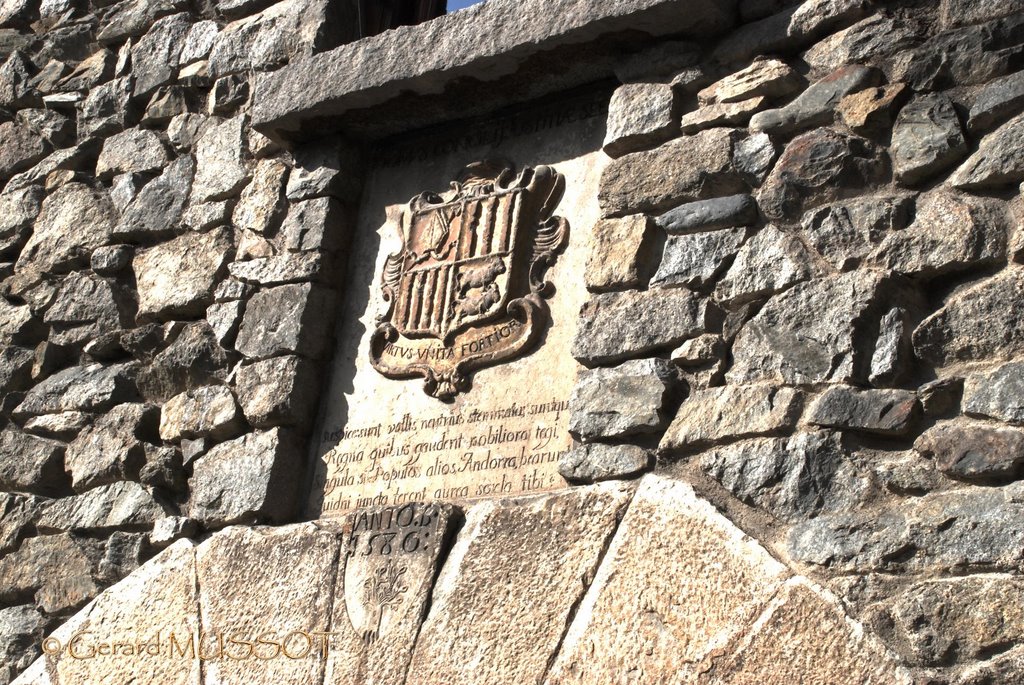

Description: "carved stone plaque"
370 161 569 400
309 92 609 517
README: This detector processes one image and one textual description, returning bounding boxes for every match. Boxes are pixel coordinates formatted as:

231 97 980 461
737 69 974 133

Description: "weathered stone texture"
913 268 1024 366
572 288 708 366
585 215 651 292
187 428 301 526
599 128 747 217
660 385 803 455
133 227 233 322
569 358 679 442
603 82 677 157
407 484 633 685
546 476 790 684
729 272 898 385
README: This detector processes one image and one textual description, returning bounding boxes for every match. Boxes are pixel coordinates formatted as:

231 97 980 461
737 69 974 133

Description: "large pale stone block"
197 524 339 685
406 483 634 685
545 475 790 684
713 579 911 684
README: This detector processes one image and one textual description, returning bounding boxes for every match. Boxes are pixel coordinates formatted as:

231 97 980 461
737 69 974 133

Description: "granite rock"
806 386 919 436
758 128 885 222
603 82 677 157
699 431 858 521
0 122 48 180
963 361 1024 425
36 481 166 533
0 533 103 613
699 58 802 105
652 226 747 290
950 111 1024 189
235 282 335 361
892 93 968 185
65 403 157 492
14 363 137 418
234 355 318 429
192 115 251 202
133 226 232 322
585 214 652 292
869 190 1007 278
913 268 1024 366
232 157 287 235
569 358 680 442
803 14 921 74
114 156 195 241
969 69 1024 132
159 384 243 442
558 443 652 483
0 429 65 495
789 487 1024 573
659 384 803 455
599 127 747 217
729 271 897 385
16 182 116 274
679 97 766 134
95 129 169 180
916 419 1024 484
408 484 633 685
77 77 132 138
188 427 302 526
712 0 873 64
715 225 818 305
227 253 324 286
131 12 191 98
800 194 913 271
572 288 709 366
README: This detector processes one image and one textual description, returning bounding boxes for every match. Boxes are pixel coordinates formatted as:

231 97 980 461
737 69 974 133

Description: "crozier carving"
370 160 570 400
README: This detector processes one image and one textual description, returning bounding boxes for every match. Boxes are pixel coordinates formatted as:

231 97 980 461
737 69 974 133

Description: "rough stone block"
599 127 747 217
133 226 233 322
188 427 302 526
36 481 167 534
913 268 1024 366
559 443 652 483
159 385 244 442
585 214 652 292
235 282 336 360
806 386 919 436
963 361 1024 425
234 355 319 429
659 385 802 455
603 82 677 157
569 358 679 442
916 419 1024 484
406 483 633 685
572 288 709 366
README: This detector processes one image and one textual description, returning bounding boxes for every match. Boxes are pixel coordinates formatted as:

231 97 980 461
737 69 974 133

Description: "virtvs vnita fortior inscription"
370 161 569 400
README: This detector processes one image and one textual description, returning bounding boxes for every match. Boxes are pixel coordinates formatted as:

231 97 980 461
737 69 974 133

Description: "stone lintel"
251 0 737 141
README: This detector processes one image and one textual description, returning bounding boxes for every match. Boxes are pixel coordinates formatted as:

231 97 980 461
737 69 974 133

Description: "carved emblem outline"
370 160 569 401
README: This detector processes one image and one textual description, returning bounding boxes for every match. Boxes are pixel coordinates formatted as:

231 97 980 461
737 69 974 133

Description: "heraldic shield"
370 160 569 401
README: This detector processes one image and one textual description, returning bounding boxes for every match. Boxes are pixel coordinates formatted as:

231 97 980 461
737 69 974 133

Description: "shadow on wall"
355 0 487 38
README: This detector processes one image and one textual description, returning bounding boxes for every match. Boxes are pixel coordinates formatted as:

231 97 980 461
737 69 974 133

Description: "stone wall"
0 0 361 680
5 0 1024 683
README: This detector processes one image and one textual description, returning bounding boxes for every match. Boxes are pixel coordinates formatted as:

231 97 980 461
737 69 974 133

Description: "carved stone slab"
309 100 608 517
324 502 458 685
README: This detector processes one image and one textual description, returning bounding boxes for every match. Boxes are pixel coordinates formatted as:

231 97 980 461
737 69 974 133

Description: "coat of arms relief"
370 160 570 400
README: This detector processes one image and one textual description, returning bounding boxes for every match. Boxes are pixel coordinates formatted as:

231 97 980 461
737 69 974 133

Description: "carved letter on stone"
370 160 569 400
344 503 447 645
